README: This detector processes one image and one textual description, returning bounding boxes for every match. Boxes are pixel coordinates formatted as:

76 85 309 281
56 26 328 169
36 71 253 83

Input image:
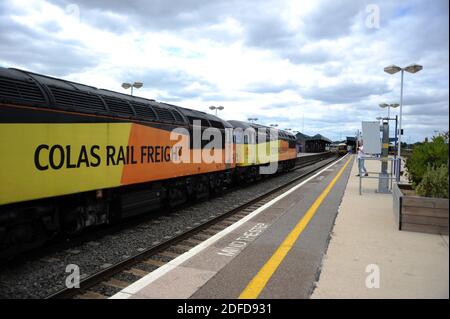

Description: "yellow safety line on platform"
239 155 352 299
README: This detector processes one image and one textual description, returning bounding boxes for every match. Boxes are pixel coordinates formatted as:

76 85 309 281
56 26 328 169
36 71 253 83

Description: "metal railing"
358 156 402 195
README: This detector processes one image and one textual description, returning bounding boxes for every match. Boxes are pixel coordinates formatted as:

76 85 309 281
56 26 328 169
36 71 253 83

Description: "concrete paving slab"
131 266 217 299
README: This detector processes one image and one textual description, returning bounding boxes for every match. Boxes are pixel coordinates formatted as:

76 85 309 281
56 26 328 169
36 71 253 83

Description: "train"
329 143 348 156
337 143 348 156
0 67 297 257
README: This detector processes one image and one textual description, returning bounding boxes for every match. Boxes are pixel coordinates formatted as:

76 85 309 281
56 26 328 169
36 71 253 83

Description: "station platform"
111 155 448 299
312 157 449 299
297 152 322 157
112 155 353 299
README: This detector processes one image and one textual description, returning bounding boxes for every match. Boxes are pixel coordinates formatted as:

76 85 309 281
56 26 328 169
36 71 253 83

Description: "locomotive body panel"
0 113 234 206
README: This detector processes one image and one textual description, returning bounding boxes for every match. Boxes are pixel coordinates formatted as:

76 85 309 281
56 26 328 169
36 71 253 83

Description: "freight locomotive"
0 67 297 257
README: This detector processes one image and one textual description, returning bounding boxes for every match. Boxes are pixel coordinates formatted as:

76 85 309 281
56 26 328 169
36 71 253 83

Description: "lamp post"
122 82 143 96
384 64 423 158
209 105 224 116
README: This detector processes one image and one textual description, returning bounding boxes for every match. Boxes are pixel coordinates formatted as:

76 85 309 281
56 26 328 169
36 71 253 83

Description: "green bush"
416 165 449 198
405 135 449 186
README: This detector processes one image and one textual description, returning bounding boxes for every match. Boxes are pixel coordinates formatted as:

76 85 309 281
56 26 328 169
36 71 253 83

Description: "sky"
0 0 448 142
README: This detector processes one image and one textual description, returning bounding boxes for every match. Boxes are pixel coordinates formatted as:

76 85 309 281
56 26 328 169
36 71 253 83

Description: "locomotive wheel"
0 222 47 260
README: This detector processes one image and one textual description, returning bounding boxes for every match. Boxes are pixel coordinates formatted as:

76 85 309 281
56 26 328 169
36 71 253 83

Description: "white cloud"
0 0 448 142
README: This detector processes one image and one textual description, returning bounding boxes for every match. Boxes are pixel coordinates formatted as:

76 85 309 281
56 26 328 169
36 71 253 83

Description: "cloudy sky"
1 0 448 142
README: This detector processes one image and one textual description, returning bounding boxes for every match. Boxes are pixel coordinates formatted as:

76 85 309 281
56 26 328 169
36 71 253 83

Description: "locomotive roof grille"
102 95 135 117
131 101 157 120
50 86 106 113
153 106 176 122
187 116 212 127
172 110 185 123
0 68 192 125
209 120 224 129
0 77 46 105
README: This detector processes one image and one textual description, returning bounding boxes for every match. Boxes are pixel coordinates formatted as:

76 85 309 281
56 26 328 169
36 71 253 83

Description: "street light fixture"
269 124 278 127
379 103 399 118
209 105 224 116
122 81 143 96
248 117 258 123
383 63 423 159
383 65 402 74
404 64 423 74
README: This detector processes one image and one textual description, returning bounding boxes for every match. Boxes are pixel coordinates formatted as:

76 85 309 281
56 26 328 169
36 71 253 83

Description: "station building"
295 132 332 153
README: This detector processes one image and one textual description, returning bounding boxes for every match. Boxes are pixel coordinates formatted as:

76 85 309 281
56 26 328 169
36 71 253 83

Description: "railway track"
47 154 338 299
